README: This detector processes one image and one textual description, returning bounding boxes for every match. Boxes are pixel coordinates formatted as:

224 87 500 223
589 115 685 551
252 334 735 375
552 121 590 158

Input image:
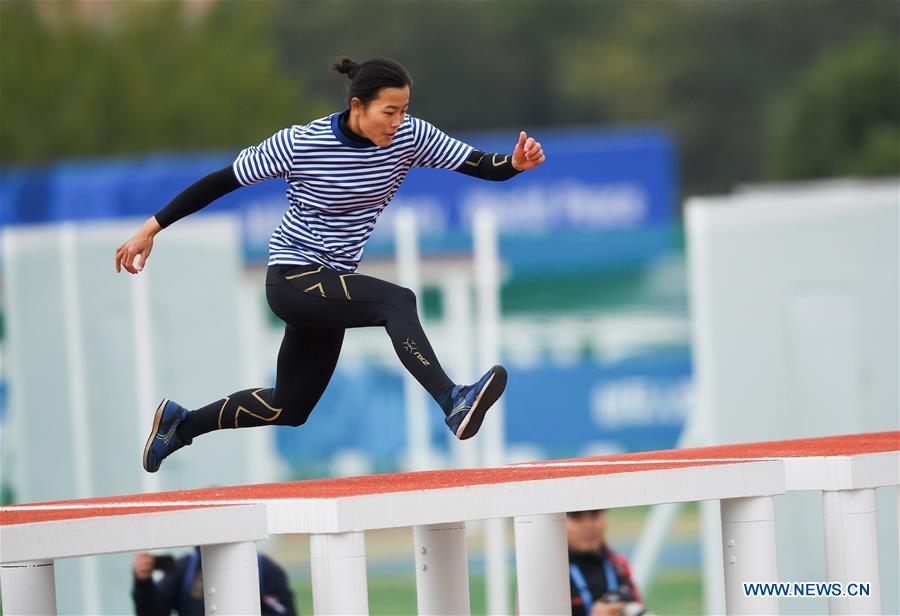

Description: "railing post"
823 488 882 614
720 496 779 615
200 541 262 615
0 560 57 615
514 513 570 615
310 531 369 615
414 522 470 615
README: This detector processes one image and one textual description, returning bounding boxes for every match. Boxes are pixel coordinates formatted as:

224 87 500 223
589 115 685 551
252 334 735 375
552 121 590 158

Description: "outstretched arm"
115 126 295 275
114 166 241 274
455 150 522 181
454 131 545 180
153 166 241 229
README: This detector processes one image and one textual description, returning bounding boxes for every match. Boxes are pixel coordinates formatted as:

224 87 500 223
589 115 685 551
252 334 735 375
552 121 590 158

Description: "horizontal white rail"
0 504 267 615
2 435 896 615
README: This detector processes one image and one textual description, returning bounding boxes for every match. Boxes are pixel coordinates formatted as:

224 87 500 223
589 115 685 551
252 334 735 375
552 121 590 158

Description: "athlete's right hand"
115 217 160 274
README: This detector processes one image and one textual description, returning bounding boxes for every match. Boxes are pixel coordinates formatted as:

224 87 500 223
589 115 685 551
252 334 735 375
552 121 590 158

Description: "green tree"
554 1 899 194
765 33 900 179
0 0 323 165
2 0 898 195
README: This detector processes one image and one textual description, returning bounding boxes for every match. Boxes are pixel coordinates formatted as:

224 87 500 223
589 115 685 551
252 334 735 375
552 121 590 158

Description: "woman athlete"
115 57 546 473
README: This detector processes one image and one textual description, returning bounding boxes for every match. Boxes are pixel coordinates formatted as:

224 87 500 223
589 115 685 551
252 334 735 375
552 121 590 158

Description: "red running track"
2 431 896 526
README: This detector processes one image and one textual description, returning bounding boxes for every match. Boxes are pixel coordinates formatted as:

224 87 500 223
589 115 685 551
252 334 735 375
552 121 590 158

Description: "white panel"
2 216 263 613
687 179 899 615
785 289 861 434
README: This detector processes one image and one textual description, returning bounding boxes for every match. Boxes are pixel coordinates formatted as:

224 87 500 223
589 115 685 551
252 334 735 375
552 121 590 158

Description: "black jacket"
569 545 642 616
132 549 296 615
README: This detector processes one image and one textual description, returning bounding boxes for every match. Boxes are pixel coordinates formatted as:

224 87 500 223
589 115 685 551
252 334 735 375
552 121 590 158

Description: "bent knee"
273 397 313 427
280 408 311 427
393 286 417 310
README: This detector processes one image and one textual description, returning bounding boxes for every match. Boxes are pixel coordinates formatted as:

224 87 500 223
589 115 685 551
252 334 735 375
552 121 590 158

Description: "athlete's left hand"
512 131 546 171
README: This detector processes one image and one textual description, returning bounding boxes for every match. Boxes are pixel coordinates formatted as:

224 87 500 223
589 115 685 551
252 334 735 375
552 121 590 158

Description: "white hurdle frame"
0 505 268 615
260 457 786 615
783 451 897 614
3 447 896 614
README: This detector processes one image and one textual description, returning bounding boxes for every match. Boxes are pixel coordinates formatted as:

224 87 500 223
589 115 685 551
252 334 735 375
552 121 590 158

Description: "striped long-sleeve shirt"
233 111 474 272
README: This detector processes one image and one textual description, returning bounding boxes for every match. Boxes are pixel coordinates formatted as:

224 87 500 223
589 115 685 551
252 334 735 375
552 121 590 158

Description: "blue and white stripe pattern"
233 112 474 271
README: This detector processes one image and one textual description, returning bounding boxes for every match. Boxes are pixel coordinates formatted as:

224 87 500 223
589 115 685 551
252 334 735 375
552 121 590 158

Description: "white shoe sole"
142 398 169 473
456 365 507 440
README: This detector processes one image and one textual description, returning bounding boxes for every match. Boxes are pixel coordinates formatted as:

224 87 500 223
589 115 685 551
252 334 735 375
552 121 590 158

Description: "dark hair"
331 57 413 107
566 509 606 519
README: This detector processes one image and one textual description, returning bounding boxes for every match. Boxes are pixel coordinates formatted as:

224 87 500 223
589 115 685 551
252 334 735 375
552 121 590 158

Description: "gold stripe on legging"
284 265 324 280
216 396 231 430
339 274 359 300
304 282 326 297
234 388 283 428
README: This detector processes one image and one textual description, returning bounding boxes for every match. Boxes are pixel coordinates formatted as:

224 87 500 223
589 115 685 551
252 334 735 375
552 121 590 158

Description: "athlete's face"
566 509 607 552
352 85 410 147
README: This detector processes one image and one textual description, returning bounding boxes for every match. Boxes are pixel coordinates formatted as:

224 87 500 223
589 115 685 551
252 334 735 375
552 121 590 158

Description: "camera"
602 586 653 616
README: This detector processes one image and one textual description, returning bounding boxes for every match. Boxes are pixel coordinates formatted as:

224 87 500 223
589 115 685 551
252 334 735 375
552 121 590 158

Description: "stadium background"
1 1 897 614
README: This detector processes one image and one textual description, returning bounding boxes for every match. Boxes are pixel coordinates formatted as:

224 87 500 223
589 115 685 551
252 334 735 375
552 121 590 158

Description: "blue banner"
2 126 676 264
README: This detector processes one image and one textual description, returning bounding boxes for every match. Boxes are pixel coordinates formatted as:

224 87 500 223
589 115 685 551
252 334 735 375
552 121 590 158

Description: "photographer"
132 547 296 615
566 509 650 616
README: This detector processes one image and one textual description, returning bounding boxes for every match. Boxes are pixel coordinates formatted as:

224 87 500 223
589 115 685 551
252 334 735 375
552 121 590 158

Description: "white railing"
1 504 268 615
2 432 896 615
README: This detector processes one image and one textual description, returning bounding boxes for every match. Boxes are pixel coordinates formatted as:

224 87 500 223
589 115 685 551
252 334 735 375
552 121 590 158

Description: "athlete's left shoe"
445 365 508 440
142 399 192 473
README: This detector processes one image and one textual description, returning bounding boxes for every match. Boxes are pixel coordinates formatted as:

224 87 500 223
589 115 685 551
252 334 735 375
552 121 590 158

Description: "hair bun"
332 57 361 79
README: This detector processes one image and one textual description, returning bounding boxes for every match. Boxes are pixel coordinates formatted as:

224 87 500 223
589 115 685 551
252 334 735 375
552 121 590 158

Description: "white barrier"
1 505 268 615
784 451 897 614
2 434 896 614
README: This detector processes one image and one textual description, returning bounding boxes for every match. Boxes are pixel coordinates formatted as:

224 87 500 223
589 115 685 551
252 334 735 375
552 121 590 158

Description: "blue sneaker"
142 399 192 473
445 365 508 440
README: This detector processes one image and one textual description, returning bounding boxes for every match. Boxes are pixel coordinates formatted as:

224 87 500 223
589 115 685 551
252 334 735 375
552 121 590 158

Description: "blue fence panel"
2 127 676 266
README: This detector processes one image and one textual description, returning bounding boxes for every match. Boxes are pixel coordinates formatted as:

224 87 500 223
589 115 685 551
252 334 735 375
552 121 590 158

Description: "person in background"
132 547 296 615
567 509 651 616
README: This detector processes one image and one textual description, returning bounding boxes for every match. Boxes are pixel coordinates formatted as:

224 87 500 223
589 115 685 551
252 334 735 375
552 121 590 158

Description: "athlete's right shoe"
142 399 192 473
445 365 508 440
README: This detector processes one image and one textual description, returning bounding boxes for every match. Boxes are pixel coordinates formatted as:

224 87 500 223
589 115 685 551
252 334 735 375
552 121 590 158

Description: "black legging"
184 264 455 438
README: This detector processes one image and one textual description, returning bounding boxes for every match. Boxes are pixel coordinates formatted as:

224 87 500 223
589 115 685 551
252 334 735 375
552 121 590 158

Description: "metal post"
310 531 369 615
395 208 433 471
59 225 101 613
414 522 470 615
702 498 726 615
200 541 262 615
823 488 882 614
720 496 779 615
474 209 509 616
442 272 479 470
131 269 161 495
514 513 570 616
631 417 704 591
0 560 57 615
